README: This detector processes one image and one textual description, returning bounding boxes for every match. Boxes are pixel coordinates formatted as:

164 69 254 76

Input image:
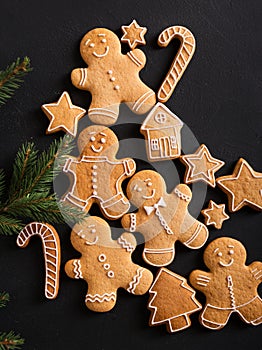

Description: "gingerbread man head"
77 125 119 157
71 216 114 251
203 237 246 270
126 170 166 208
79 28 121 66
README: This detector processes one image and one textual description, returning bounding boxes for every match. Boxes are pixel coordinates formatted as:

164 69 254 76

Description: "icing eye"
217 252 222 257
147 182 152 187
89 43 95 48
229 250 234 255
90 136 96 142
91 229 96 234
81 234 86 239
100 138 106 144
137 187 142 192
101 39 106 43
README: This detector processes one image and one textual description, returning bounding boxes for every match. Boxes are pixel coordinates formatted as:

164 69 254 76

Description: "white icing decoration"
114 85 120 90
219 258 234 267
92 46 109 58
85 292 116 303
103 263 110 270
98 254 106 262
157 26 196 103
85 236 98 245
73 260 83 279
91 145 103 153
174 188 191 202
107 271 114 278
127 51 143 67
88 107 117 120
129 213 137 233
16 222 60 299
117 236 135 252
79 68 87 86
127 267 144 294
142 189 156 199
133 91 155 112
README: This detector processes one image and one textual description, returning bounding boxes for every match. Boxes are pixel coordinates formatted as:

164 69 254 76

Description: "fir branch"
0 57 32 106
0 170 5 203
0 293 9 308
0 135 84 235
0 215 24 236
0 331 24 350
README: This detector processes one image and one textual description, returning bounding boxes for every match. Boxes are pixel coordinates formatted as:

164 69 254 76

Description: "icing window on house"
170 135 177 149
151 139 159 151
154 112 167 123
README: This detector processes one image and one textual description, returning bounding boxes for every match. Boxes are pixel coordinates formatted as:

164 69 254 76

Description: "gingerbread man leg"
237 296 262 325
100 193 130 219
200 304 232 330
143 234 175 267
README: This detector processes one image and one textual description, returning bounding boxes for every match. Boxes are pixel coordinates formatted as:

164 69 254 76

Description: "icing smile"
91 145 103 153
85 236 98 245
219 259 234 267
93 46 109 58
143 189 156 199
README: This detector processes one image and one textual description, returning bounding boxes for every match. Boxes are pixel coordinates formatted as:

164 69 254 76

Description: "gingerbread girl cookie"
62 125 136 219
121 170 209 267
190 237 262 329
71 28 156 125
65 216 153 312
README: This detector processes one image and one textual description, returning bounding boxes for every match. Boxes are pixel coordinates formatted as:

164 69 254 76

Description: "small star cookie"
41 91 86 137
216 158 262 212
180 144 225 188
201 200 229 229
121 19 147 50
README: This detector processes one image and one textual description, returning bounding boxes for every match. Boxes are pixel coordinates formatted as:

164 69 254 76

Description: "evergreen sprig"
0 134 86 235
0 57 32 106
0 292 9 309
0 331 24 350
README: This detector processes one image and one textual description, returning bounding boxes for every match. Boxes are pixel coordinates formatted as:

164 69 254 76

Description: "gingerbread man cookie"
121 170 209 267
71 28 156 125
62 125 136 219
65 216 153 312
190 237 262 329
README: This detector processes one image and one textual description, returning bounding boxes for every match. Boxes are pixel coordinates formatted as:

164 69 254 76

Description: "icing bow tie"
144 197 166 215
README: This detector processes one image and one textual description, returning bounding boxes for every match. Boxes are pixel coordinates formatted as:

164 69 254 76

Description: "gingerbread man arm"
249 261 262 285
114 158 136 177
71 68 90 91
63 156 78 173
65 259 84 280
121 212 145 233
126 49 146 70
117 232 137 252
189 270 213 292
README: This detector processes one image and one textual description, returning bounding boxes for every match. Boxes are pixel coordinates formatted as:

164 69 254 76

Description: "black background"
0 0 261 349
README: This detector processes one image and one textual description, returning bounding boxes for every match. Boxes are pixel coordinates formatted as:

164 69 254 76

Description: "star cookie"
201 200 229 229
121 19 147 49
216 158 262 212
180 144 225 188
41 91 86 137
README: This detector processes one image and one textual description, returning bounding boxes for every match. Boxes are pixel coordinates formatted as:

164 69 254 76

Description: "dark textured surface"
0 0 261 349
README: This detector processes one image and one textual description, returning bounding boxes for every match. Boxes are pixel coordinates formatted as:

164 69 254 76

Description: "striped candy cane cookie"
157 26 196 103
17 222 61 299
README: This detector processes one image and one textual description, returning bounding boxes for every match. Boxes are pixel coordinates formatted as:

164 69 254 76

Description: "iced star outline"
180 144 225 187
121 19 147 50
201 200 229 229
41 91 86 137
216 158 262 212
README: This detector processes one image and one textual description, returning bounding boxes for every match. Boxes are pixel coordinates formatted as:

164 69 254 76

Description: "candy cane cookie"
157 26 196 103
17 222 61 299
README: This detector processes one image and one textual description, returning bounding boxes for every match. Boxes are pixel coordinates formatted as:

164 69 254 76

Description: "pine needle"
0 292 9 308
0 331 24 350
0 57 32 107
0 135 84 235
0 170 5 203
